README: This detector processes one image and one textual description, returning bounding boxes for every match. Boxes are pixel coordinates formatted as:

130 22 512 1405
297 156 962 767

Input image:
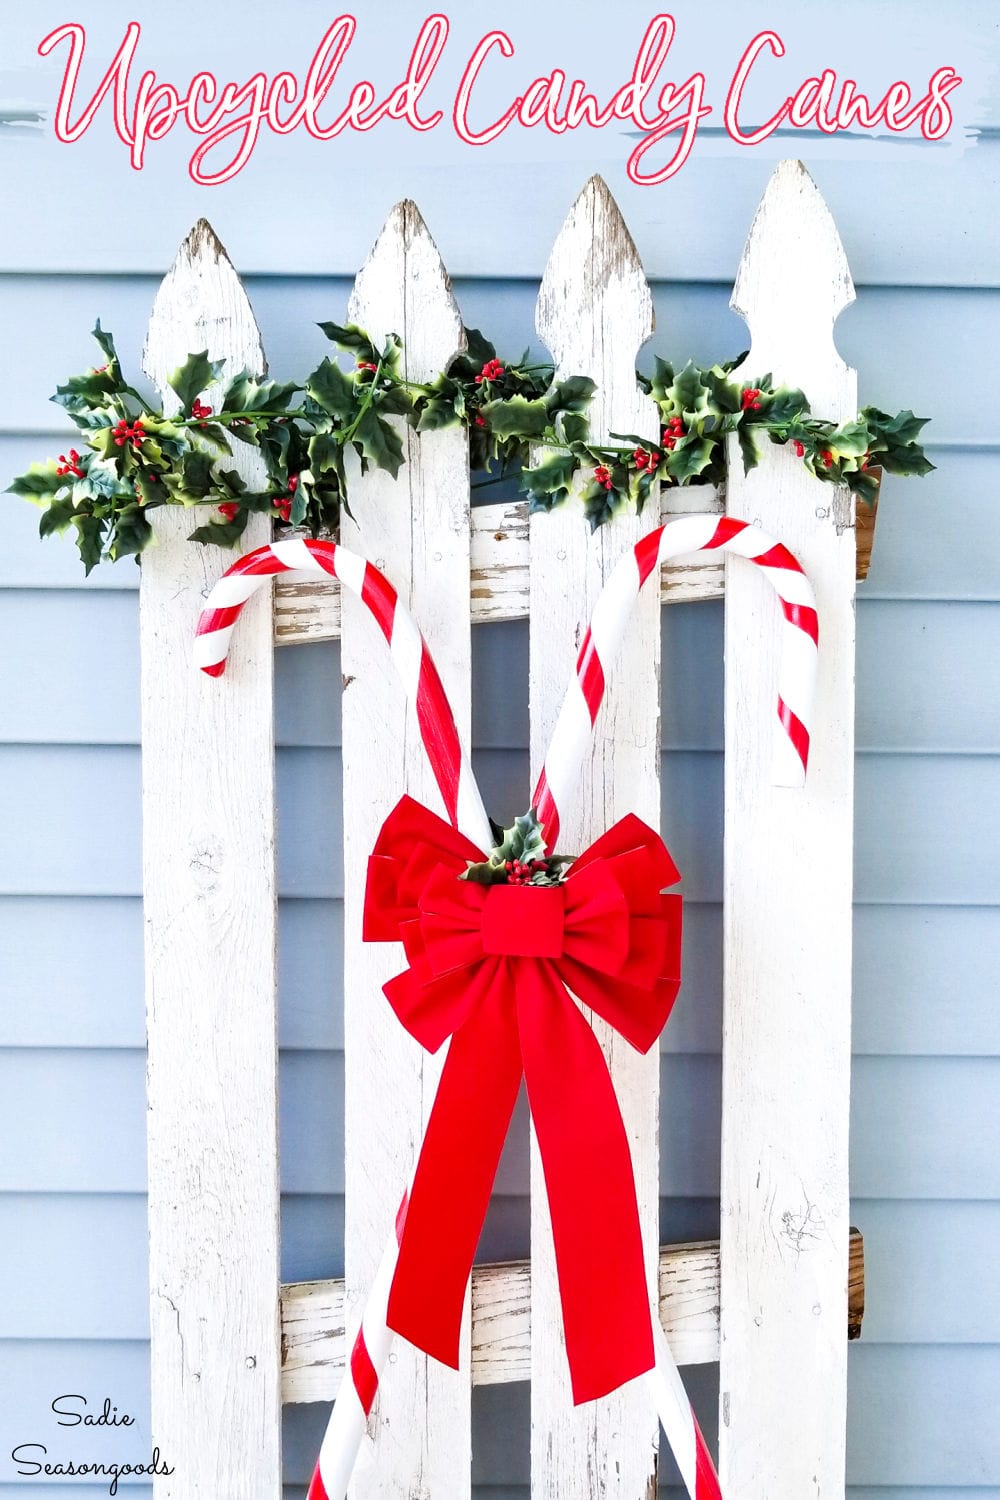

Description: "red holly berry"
275 499 292 523
822 449 834 468
475 414 487 428
191 399 213 421
356 360 378 373
218 502 240 521
56 448 85 479
633 446 649 470
793 440 805 458
287 474 298 493
474 358 505 385
741 388 762 411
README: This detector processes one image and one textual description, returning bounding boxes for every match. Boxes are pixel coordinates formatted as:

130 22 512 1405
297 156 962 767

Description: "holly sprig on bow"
463 809 570 887
8 320 932 573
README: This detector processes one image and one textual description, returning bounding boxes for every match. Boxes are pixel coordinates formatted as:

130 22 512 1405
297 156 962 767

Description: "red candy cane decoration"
194 536 491 849
196 518 820 1500
533 514 819 852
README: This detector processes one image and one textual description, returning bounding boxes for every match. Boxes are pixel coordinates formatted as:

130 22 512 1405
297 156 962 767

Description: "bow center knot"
480 884 565 958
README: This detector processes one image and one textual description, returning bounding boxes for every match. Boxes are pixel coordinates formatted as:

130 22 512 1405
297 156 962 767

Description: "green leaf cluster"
7 320 933 574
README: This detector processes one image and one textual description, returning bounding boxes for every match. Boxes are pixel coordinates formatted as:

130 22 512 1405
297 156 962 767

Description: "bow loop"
363 796 684 1404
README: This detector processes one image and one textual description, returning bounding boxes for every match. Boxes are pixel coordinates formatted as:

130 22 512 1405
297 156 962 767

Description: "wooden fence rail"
139 162 859 1499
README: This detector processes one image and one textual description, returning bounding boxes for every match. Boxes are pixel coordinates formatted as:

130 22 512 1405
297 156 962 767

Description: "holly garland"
8 320 933 574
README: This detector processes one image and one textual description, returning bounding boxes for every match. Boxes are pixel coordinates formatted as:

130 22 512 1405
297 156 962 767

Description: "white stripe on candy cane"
194 538 492 852
199 515 817 1500
533 514 819 852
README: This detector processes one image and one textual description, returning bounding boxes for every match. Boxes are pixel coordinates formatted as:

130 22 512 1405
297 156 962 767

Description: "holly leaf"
463 326 497 367
522 451 578 510
306 358 358 423
353 409 405 477
110 508 153 559
490 809 547 866
703 368 742 414
762 386 809 425
648 356 676 404
668 361 711 418
877 446 936 477
74 511 106 574
91 320 120 370
317 321 379 365
828 419 870 459
38 497 76 536
738 423 762 475
665 435 717 484
415 396 461 432
554 410 589 445
220 373 298 414
309 430 342 473
583 480 620 531
546 375 596 414
480 395 550 439
188 508 251 547
8 461 69 502
168 351 224 414
461 859 507 885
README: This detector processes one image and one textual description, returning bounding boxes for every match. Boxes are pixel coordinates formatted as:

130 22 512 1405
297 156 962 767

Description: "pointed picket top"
732 159 856 419
348 199 464 380
536 174 654 437
143 218 265 406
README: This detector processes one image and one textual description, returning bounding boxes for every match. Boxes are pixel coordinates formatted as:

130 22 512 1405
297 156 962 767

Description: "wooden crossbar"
280 1230 865 1405
273 490 876 645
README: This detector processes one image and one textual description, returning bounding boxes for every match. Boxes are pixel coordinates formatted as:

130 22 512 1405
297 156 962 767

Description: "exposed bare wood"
280 1232 866 1405
855 472 882 581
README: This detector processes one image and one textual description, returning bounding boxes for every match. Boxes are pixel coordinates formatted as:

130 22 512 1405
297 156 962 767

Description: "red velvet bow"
364 795 683 1404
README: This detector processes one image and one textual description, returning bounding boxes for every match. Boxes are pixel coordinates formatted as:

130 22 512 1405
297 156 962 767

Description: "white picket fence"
139 160 858 1499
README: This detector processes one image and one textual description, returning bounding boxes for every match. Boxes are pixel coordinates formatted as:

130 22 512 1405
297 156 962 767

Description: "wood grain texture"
528 176 661 1499
338 201 473 1499
279 1231 865 1403
140 221 281 1497
273 494 726 643
719 160 857 1500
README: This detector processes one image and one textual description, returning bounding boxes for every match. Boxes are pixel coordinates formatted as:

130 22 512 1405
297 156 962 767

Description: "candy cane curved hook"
194 536 492 851
532 514 819 853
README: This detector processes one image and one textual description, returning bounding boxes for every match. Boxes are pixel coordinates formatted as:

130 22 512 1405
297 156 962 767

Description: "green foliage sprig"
462 808 570 887
8 321 933 574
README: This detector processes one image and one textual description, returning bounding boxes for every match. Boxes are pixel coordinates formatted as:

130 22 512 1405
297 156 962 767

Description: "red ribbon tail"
386 965 522 1369
517 961 655 1404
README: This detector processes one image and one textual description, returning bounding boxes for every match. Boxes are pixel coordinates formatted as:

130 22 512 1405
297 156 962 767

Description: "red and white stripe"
198 517 817 1500
194 537 491 850
533 514 819 852
307 1193 410 1500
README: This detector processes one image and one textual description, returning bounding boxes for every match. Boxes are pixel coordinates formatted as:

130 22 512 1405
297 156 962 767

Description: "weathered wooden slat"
273 493 726 643
719 159 857 1500
529 176 661 1500
280 1231 866 1405
140 221 281 1497
273 486 874 643
339 201 473 1497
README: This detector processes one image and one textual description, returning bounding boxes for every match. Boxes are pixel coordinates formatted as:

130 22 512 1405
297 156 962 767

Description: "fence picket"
140 221 281 1497
339 201 474 1497
719 160 857 1499
529 176 661 1499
